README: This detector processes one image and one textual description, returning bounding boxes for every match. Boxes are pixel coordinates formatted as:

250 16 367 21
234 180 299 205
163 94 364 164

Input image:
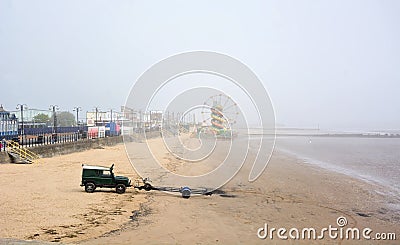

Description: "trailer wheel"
116 184 126 194
144 183 152 191
181 187 191 199
85 182 96 193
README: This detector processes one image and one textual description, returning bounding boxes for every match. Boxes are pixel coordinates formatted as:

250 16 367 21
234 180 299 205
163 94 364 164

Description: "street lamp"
49 105 59 134
16 104 27 143
94 107 100 126
73 107 81 126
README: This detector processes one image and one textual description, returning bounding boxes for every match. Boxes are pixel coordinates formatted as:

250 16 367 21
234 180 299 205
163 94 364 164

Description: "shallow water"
273 136 400 197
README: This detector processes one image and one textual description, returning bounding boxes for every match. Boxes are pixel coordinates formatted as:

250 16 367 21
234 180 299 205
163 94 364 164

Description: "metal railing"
6 140 40 164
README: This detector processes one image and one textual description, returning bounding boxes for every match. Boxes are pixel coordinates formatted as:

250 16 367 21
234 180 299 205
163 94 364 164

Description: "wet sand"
0 136 399 244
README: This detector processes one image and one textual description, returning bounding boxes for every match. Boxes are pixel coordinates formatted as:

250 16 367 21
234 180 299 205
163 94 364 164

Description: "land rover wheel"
116 184 126 194
85 183 96 193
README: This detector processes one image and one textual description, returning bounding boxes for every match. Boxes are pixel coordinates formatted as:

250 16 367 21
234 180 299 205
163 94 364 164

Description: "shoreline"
276 147 400 201
249 133 400 138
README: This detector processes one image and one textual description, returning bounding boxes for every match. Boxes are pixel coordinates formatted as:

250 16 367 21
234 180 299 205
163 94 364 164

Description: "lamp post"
139 110 142 130
94 107 100 126
16 104 27 144
73 107 81 126
49 105 59 134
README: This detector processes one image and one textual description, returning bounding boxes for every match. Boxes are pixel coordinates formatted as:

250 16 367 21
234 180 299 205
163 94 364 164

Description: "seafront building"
1 103 194 139
0 105 18 139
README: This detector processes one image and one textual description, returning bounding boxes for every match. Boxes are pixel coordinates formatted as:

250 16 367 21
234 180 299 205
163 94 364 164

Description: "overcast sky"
0 0 399 131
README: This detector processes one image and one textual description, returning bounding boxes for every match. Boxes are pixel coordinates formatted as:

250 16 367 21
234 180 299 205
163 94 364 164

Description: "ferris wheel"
201 94 239 134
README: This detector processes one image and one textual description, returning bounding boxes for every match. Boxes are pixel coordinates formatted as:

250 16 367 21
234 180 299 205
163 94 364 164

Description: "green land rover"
80 164 131 194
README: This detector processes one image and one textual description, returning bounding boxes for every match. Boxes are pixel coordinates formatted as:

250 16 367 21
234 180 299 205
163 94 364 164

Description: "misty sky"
0 0 399 131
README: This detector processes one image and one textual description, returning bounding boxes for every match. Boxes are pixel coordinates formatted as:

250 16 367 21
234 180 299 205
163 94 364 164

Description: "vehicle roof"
82 165 110 171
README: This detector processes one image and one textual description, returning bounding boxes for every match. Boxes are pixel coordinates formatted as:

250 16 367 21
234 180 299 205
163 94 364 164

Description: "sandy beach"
0 144 145 243
0 136 399 244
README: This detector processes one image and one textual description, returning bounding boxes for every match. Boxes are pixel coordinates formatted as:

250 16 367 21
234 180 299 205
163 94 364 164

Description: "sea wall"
32 136 124 158
0 131 162 163
0 152 10 163
0 136 123 163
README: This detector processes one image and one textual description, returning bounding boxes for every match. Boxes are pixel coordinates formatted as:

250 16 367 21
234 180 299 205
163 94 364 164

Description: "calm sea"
274 136 400 197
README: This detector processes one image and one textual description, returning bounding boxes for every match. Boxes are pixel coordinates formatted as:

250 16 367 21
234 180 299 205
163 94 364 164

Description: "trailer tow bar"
134 178 212 199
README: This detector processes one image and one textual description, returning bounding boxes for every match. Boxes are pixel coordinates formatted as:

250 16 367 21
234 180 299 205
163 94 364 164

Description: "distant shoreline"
248 133 400 138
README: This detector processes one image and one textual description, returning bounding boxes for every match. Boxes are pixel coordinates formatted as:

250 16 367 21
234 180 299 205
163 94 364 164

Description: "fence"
21 126 88 135
0 131 117 152
0 125 164 152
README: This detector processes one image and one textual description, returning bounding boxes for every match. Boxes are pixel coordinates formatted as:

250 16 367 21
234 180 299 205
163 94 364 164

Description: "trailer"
134 178 213 199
